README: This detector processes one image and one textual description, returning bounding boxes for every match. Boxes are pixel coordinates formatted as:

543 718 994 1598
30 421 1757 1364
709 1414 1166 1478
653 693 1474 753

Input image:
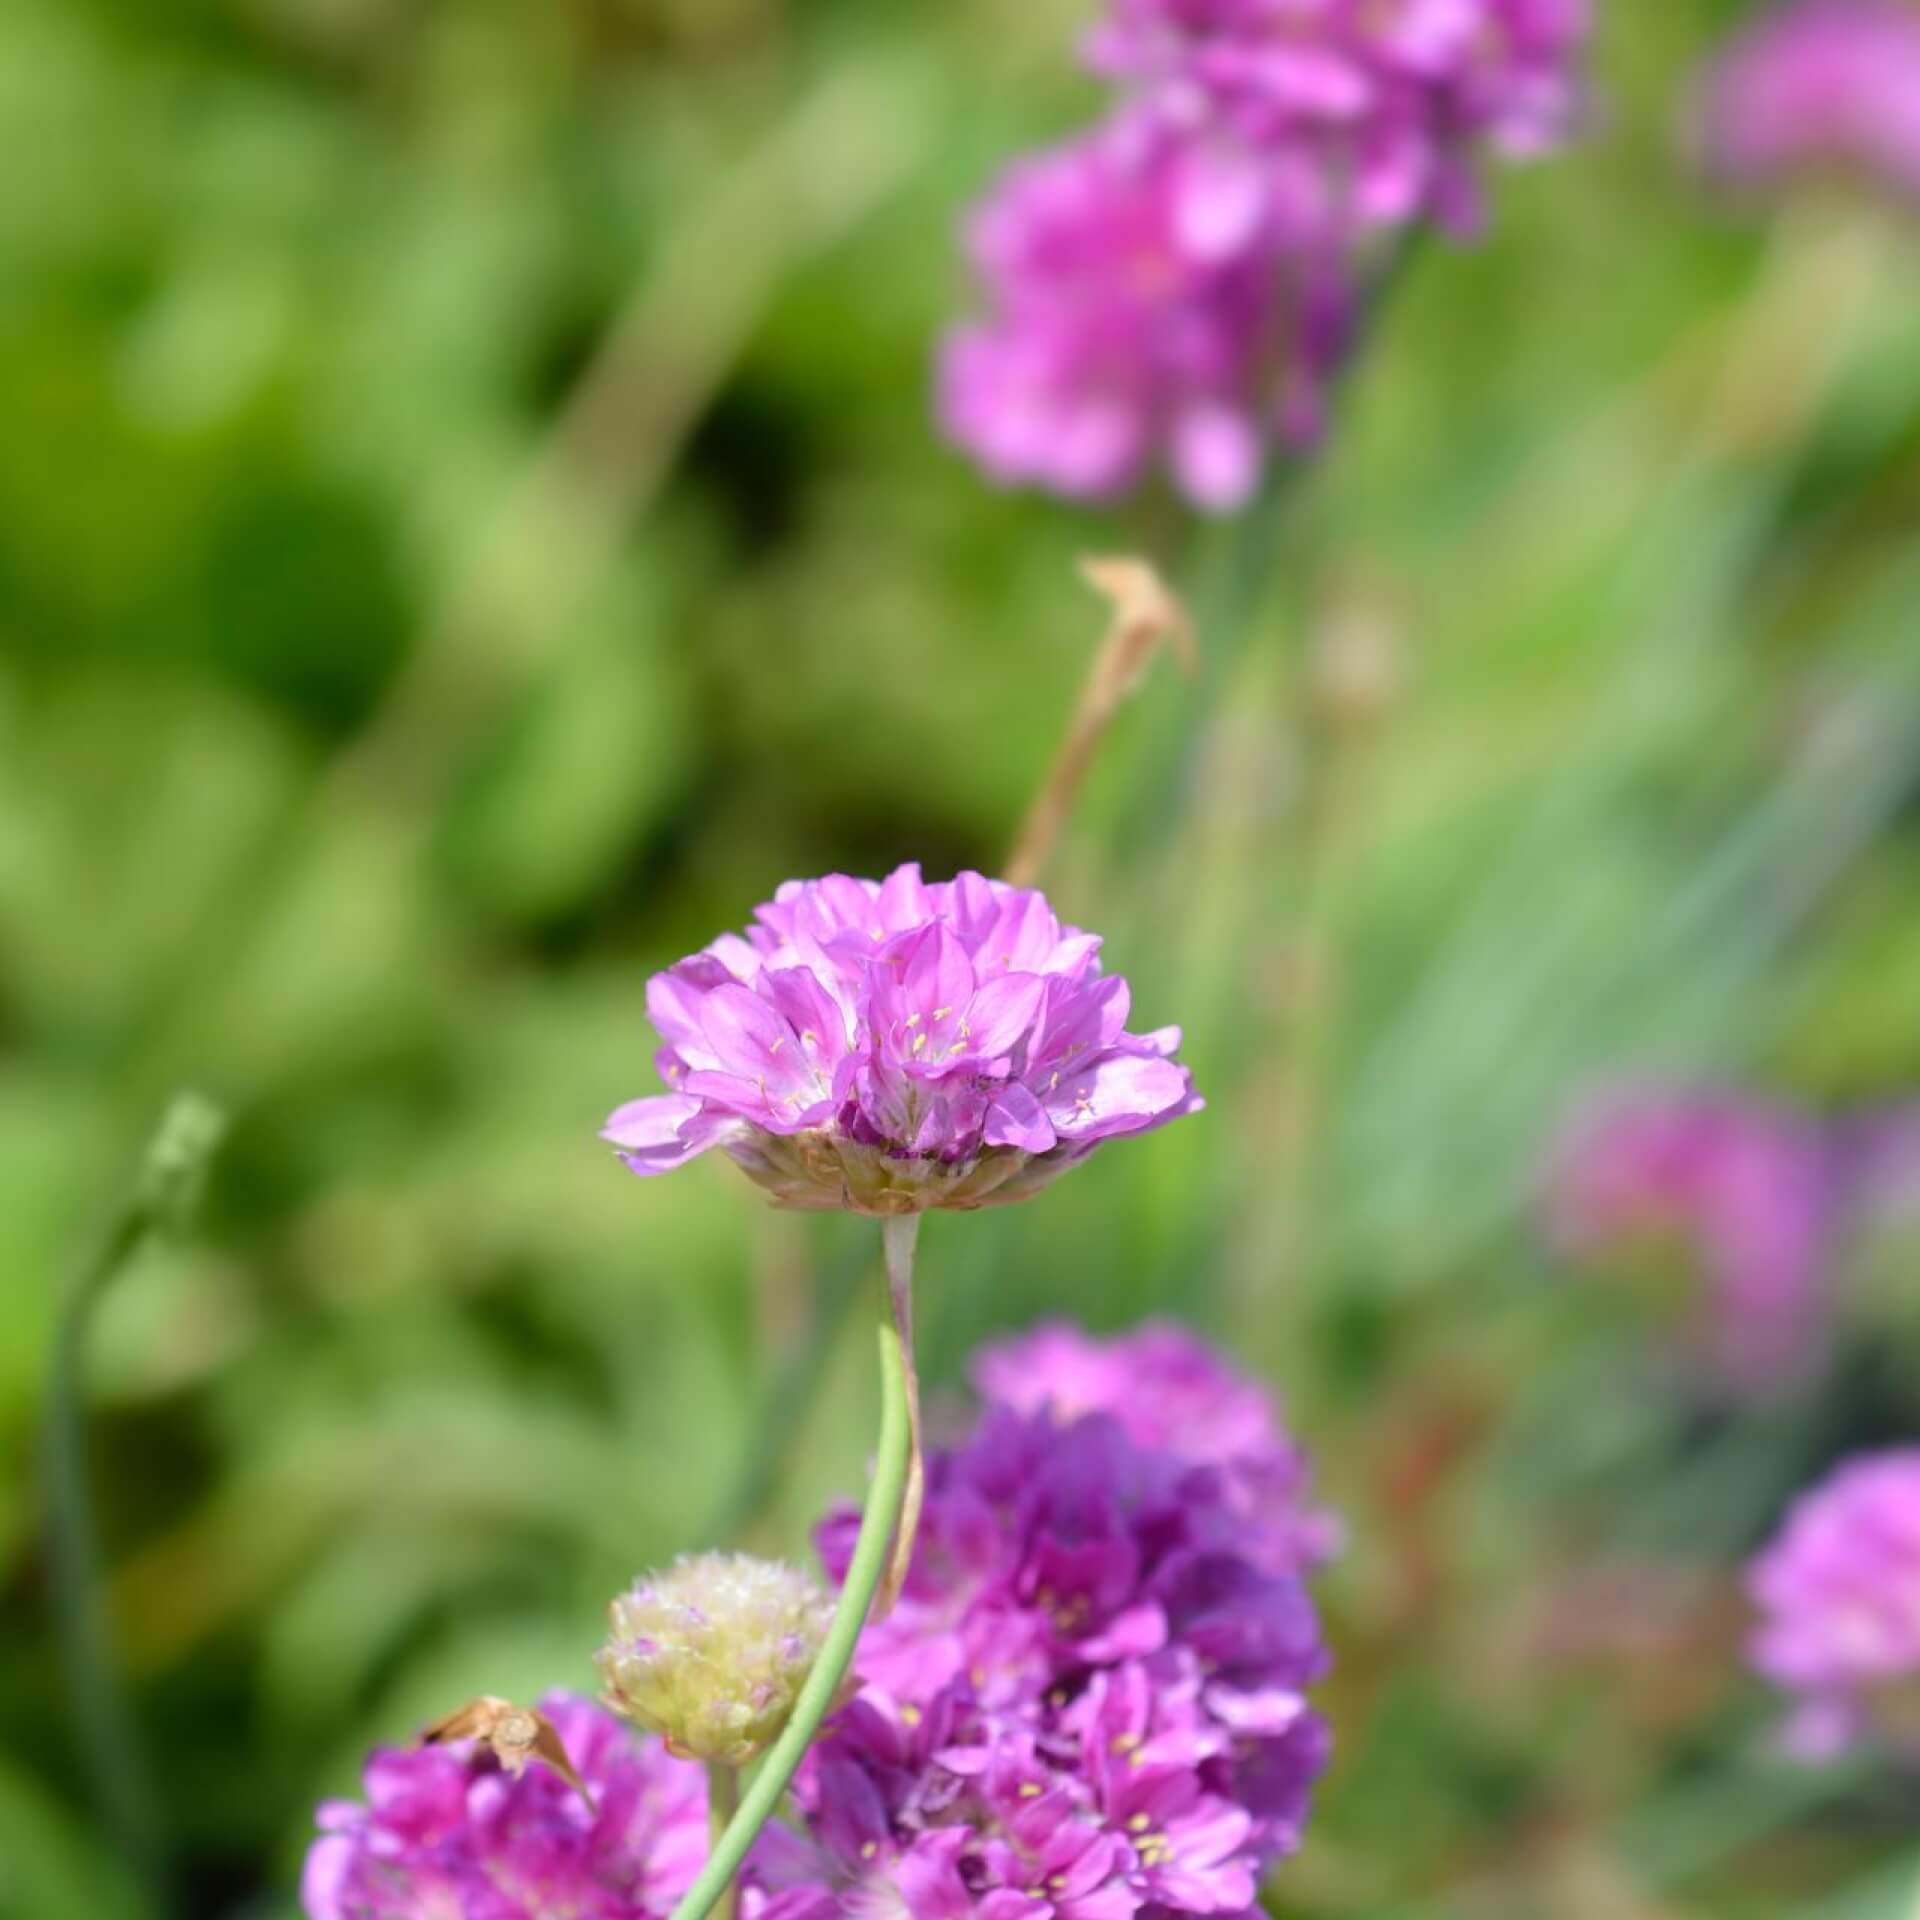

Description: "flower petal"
985 1082 1059 1154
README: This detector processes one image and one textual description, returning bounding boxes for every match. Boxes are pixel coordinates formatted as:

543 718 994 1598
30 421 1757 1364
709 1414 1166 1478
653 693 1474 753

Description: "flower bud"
596 1553 834 1766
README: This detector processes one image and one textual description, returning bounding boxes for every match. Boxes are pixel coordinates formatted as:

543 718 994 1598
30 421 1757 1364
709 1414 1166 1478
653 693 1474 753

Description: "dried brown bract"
421 1695 595 1809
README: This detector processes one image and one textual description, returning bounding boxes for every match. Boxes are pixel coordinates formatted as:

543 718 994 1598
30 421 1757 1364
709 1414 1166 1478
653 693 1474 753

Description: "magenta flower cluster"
1545 1088 1834 1403
1698 0 1920 207
972 1319 1342 1571
604 866 1200 1215
1749 1448 1920 1760
941 0 1590 510
304 1326 1333 1920
782 1404 1330 1920
303 1694 708 1919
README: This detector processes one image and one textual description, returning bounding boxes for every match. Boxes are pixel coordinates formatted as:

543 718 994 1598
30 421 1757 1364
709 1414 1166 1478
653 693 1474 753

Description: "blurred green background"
5 0 1920 1914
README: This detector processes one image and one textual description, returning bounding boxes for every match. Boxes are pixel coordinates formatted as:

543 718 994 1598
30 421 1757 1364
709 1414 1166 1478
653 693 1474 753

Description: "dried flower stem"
1004 558 1195 889
666 1270 913 1920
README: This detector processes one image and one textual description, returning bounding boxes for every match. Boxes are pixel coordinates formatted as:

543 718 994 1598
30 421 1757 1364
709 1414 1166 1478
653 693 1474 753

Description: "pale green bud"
596 1553 835 1766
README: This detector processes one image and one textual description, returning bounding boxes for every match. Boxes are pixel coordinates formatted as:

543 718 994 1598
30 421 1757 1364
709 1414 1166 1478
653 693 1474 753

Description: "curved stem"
665 1278 913 1920
42 1092 225 1909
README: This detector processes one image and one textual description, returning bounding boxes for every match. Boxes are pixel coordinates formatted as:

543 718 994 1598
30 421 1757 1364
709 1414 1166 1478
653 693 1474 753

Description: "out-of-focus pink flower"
972 1318 1342 1570
1086 0 1590 231
1749 1448 1920 1758
940 0 1590 509
605 864 1201 1215
1840 1101 1920 1244
1545 1088 1833 1403
1699 0 1920 206
940 110 1352 511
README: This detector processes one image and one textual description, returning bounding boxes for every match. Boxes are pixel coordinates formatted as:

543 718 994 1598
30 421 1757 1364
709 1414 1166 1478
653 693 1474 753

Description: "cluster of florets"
1748 1448 1920 1760
1544 1088 1834 1402
779 1404 1331 1920
972 1318 1342 1571
303 1694 709 1920
605 866 1201 1216
941 0 1591 509
598 1553 837 1766
1697 0 1920 208
304 1326 1333 1920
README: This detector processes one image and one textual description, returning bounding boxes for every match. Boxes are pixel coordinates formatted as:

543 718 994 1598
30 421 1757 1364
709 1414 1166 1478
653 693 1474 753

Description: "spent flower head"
598 1552 836 1766
1749 1448 1920 1759
605 863 1201 1214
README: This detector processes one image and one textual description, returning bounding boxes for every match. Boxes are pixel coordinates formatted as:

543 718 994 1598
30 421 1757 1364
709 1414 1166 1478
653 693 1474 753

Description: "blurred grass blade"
40 1092 226 1895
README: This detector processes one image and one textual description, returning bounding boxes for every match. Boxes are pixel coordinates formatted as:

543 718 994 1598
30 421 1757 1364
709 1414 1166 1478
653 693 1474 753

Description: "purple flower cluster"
941 0 1590 510
605 866 1200 1215
972 1319 1341 1571
1545 1089 1833 1402
780 1404 1331 1920
1698 0 1920 207
303 1694 708 1919
304 1327 1334 1920
1749 1448 1920 1759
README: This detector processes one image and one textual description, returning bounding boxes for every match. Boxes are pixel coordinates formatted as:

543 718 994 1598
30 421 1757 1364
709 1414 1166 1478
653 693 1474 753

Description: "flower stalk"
664 1272 913 1920
878 1213 923 1613
705 1763 740 1920
1003 557 1196 890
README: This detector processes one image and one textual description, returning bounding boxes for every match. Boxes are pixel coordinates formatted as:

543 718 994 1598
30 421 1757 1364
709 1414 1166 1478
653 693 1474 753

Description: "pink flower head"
1749 1449 1920 1759
302 1694 707 1919
1545 1088 1834 1403
1086 0 1591 229
796 1403 1333 1917
1699 0 1920 206
972 1319 1342 1571
605 865 1202 1214
939 110 1352 511
307 1340 1333 1920
939 0 1589 509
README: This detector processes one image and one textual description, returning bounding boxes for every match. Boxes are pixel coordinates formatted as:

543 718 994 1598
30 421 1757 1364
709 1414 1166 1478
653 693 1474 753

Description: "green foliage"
4 0 1920 1915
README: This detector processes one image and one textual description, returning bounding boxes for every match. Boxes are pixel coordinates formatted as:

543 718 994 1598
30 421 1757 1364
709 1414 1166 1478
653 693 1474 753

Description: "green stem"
878 1213 922 1613
665 1267 914 1920
41 1092 226 1905
705 1763 742 1920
